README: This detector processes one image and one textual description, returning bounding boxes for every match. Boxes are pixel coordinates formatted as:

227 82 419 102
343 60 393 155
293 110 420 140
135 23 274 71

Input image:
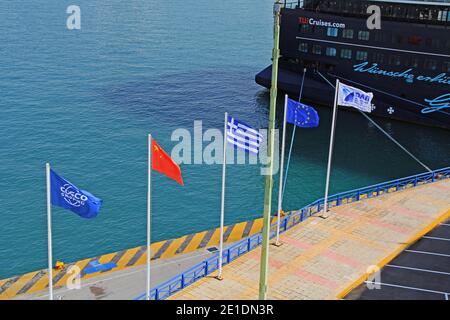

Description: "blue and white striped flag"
227 116 262 154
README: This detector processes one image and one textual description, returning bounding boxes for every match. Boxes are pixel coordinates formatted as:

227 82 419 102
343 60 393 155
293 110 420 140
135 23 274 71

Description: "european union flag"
286 98 320 128
50 169 102 219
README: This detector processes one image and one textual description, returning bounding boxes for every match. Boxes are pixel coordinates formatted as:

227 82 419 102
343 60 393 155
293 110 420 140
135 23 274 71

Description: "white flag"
337 83 373 113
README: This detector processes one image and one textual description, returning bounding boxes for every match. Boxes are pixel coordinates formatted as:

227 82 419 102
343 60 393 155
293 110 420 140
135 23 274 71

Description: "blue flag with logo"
286 98 320 128
50 169 102 219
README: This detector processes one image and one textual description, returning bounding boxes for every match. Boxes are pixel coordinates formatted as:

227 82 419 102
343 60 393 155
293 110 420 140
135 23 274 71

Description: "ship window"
418 9 434 21
445 40 450 50
356 51 368 61
443 62 450 73
326 47 337 57
438 10 449 22
407 58 419 68
340 49 352 60
425 59 438 71
342 29 354 39
312 45 322 55
373 53 384 64
358 31 370 41
300 24 312 34
389 55 401 66
327 27 339 37
426 38 441 49
298 42 309 53
374 32 384 42
406 8 418 19
393 35 403 45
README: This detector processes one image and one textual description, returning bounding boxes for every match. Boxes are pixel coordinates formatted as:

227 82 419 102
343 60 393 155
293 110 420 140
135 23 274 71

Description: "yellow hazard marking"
159 236 189 260
117 247 141 268
227 222 246 242
3 273 34 299
0 213 278 299
249 218 264 236
205 229 222 248
97 252 117 265
185 231 208 252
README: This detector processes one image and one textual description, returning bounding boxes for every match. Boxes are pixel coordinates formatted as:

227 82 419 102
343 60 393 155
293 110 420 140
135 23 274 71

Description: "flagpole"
275 95 288 246
146 134 152 300
217 112 228 280
45 163 53 300
322 79 340 217
259 1 282 300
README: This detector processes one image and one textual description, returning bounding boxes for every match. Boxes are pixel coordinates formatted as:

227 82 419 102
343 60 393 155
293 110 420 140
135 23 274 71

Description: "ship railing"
134 166 450 300
282 1 450 24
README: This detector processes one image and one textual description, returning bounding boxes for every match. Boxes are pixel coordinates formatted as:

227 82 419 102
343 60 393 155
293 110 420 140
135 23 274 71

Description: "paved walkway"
169 179 450 300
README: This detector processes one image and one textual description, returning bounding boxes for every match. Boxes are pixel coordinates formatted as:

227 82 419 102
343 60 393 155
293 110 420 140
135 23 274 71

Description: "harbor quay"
1 0 450 311
0 215 276 300
168 173 450 300
2 168 448 300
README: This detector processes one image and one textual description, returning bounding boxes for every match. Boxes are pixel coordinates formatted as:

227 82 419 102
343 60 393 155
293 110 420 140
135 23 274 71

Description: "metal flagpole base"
272 241 283 247
216 275 224 281
318 211 330 219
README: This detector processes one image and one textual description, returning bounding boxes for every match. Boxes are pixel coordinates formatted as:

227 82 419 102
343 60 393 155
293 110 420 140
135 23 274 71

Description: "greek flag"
337 82 373 113
227 116 262 154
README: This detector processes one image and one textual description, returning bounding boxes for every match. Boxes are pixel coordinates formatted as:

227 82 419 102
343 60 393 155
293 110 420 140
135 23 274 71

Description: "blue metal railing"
134 167 450 300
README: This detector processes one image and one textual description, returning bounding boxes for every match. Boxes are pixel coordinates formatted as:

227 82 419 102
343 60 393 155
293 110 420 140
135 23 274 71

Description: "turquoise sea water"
0 1 449 279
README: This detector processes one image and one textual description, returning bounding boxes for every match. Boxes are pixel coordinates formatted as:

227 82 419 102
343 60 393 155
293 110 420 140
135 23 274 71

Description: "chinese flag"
151 139 184 186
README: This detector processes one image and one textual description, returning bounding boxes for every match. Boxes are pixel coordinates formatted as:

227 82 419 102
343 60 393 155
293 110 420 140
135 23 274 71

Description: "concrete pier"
0 215 275 300
169 178 450 300
2 170 449 300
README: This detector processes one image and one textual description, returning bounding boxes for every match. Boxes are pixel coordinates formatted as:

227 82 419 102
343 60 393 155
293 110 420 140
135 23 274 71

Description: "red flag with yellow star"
151 139 184 186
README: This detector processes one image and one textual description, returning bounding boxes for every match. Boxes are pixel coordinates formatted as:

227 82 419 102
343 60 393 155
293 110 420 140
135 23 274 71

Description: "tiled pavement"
169 179 450 300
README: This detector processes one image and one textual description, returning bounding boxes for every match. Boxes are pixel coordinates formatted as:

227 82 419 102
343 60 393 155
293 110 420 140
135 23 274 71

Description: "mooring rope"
316 70 433 173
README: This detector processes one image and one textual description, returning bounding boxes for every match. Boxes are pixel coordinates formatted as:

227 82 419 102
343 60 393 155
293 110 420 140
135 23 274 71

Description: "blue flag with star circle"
286 98 320 128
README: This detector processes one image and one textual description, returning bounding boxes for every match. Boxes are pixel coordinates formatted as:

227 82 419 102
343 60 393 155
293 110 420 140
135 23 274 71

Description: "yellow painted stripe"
97 252 117 265
131 242 164 267
227 222 246 242
205 229 222 248
116 247 141 268
249 218 264 235
2 272 37 298
159 236 189 260
184 231 208 253
336 208 450 300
